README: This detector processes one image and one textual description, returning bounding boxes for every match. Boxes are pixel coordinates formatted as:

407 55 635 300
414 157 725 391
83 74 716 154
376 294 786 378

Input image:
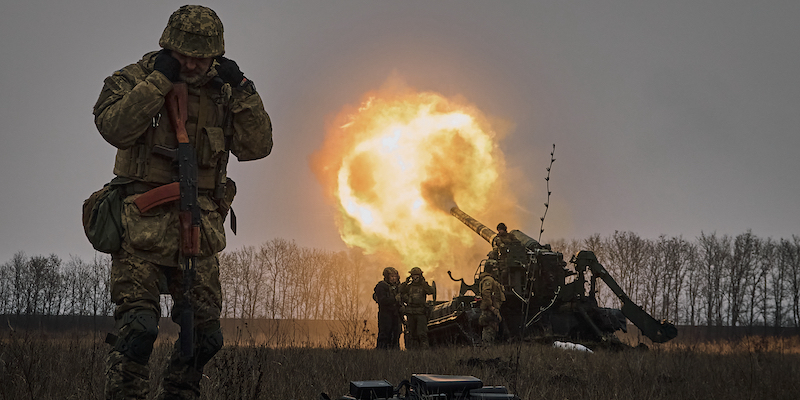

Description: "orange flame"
311 80 519 276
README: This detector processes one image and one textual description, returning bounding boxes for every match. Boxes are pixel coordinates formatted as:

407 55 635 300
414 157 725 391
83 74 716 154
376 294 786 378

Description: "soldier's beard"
180 72 212 88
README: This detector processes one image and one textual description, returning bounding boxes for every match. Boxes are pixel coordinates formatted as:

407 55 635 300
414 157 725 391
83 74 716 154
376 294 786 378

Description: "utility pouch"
217 177 237 219
82 181 124 253
198 126 226 167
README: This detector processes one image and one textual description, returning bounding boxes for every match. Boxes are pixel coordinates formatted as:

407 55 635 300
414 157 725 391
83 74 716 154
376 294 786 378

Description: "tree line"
550 231 800 328
1 232 799 328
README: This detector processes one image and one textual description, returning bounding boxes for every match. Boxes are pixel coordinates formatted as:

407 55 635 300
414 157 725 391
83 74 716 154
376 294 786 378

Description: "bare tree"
651 235 692 322
0 257 11 314
602 231 650 309
698 232 730 326
748 237 772 326
62 255 88 315
683 247 701 325
91 254 113 316
727 231 757 326
257 238 299 319
17 254 62 315
788 236 800 327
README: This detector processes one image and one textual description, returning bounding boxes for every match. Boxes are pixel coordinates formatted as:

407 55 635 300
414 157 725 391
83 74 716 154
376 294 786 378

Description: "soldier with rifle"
93 5 272 399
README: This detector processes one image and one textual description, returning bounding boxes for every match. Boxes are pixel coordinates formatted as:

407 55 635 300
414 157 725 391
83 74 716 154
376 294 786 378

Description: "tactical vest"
405 283 429 307
113 83 230 191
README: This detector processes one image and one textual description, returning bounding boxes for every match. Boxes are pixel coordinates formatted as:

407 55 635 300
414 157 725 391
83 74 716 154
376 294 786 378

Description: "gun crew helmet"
409 267 423 276
382 267 399 279
496 222 507 232
159 5 225 58
484 261 499 274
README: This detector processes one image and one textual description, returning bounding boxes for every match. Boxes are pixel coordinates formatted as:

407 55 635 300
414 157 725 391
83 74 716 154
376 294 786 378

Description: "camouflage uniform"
490 231 519 267
399 268 435 349
479 270 505 344
489 226 521 285
93 6 272 400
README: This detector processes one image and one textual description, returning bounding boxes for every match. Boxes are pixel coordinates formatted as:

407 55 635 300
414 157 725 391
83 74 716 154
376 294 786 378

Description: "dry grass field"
1 325 799 400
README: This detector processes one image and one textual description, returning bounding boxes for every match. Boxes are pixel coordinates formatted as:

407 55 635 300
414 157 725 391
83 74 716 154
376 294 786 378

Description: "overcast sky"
1 0 798 264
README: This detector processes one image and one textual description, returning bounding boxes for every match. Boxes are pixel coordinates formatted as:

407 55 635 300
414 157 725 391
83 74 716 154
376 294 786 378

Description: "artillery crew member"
399 267 435 349
93 5 272 399
490 223 518 263
479 263 506 344
374 267 403 349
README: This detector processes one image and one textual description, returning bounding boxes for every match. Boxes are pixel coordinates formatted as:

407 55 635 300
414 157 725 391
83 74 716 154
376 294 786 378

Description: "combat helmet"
382 267 399 280
484 260 499 275
409 267 423 276
159 5 224 58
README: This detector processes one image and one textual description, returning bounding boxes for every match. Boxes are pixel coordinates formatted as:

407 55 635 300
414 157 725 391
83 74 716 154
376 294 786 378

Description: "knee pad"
195 321 223 368
115 309 159 365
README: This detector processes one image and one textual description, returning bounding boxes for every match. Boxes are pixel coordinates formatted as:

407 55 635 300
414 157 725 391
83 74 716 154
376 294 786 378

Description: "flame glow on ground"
312 82 519 274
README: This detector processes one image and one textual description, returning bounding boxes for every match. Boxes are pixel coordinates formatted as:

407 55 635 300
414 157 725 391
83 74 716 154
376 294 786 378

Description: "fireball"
311 81 517 273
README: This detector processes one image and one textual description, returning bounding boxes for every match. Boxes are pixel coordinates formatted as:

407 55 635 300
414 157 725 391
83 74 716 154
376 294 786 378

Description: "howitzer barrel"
450 206 542 251
510 230 542 251
450 207 495 243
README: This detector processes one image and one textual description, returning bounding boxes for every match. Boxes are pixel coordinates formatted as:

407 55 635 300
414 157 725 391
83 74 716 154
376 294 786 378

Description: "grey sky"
1 1 798 264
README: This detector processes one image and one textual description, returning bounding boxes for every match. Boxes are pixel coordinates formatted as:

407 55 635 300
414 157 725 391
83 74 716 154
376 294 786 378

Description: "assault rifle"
131 83 202 360
320 374 519 400
166 82 201 360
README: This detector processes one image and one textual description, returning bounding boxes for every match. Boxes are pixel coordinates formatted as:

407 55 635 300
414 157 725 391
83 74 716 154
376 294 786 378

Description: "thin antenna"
538 144 555 242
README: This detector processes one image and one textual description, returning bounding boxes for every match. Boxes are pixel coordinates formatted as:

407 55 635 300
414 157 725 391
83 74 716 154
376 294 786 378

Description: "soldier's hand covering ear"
215 56 245 86
154 49 181 82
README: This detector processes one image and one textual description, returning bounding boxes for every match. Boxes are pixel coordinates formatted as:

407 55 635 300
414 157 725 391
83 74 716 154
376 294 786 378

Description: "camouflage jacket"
490 232 520 264
93 52 272 266
479 272 505 311
94 51 272 188
399 279 434 314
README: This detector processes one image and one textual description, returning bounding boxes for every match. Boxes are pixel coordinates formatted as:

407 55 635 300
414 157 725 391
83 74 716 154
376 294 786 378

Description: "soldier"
489 222 521 282
399 267 435 349
479 263 506 344
373 267 402 349
93 6 272 400
490 223 514 262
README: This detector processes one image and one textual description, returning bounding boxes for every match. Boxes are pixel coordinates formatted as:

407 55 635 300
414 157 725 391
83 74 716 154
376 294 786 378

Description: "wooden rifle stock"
165 82 200 256
165 82 200 360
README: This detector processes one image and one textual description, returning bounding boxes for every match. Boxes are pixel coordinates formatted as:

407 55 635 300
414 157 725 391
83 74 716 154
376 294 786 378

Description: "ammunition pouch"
197 126 226 168
121 193 226 265
82 177 130 253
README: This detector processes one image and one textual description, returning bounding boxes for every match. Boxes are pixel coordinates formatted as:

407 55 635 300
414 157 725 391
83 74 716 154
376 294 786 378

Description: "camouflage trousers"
404 313 429 349
479 309 500 344
105 250 223 400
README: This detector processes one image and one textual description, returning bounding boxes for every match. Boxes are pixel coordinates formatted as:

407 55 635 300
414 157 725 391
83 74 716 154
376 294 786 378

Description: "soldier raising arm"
92 6 272 400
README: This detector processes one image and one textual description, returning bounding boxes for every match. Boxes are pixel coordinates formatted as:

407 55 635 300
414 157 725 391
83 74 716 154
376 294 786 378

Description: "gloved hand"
153 49 181 82
215 56 245 86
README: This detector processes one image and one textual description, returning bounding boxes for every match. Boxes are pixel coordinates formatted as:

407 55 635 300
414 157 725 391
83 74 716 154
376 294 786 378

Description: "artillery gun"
426 206 677 346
